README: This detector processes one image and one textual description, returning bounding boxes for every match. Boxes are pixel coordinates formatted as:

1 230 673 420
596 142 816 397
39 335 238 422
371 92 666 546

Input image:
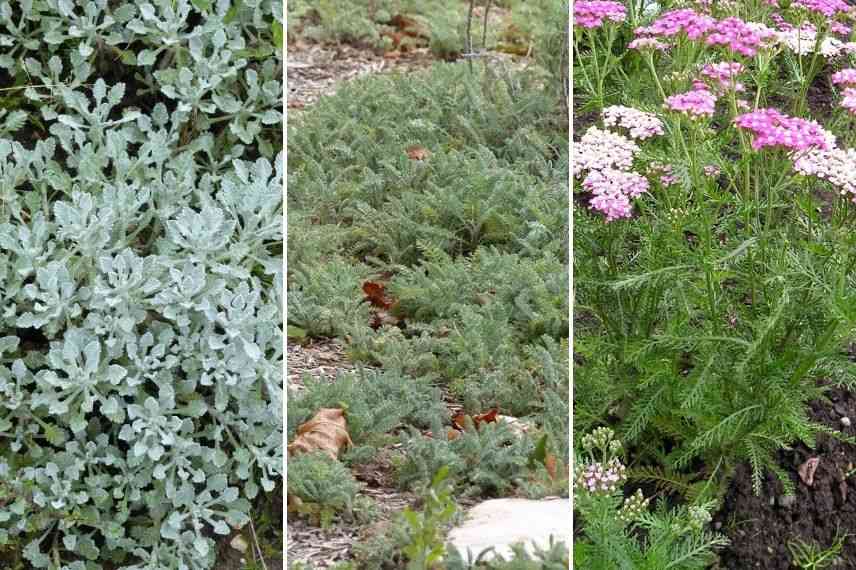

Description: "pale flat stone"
447 498 569 561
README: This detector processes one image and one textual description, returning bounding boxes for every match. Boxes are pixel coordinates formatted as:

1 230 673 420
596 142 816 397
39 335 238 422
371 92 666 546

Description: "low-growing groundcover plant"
0 1 283 569
286 3 570 563
574 0 856 565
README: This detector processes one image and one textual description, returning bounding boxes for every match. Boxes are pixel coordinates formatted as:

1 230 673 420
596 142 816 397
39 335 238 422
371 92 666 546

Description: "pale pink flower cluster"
573 127 640 176
703 164 721 177
665 89 718 118
832 68 856 86
706 17 770 57
792 147 856 200
770 12 793 31
700 61 746 92
584 169 651 221
575 457 627 495
831 22 852 36
734 108 836 151
777 25 847 57
628 37 670 50
791 0 852 17
602 106 665 139
574 124 661 222
842 88 856 114
574 1 627 29
649 162 679 186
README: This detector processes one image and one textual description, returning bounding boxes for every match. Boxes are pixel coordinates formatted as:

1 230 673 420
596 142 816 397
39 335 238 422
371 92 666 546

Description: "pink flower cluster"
793 147 856 200
602 105 665 139
791 0 852 17
635 9 716 41
573 127 640 176
832 68 856 86
665 89 718 118
574 1 626 29
700 61 746 92
770 12 793 31
584 168 651 221
734 108 835 151
831 22 852 36
633 10 777 56
706 17 771 57
575 457 628 495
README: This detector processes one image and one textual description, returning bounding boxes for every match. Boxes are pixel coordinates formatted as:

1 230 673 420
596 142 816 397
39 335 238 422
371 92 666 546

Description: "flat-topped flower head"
602 106 665 140
635 9 716 40
734 108 836 151
628 37 670 50
778 25 846 56
793 146 856 200
584 168 650 222
792 0 852 17
832 68 856 87
831 22 852 36
574 1 626 29
842 87 856 115
575 457 628 494
705 17 769 57
573 126 640 177
700 61 746 92
665 89 718 118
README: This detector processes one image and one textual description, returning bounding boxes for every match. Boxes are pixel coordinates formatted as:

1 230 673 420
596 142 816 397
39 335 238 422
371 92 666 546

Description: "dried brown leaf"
287 408 352 460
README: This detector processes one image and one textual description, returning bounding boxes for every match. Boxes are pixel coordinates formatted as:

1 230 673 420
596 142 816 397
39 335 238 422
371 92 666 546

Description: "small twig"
248 517 269 570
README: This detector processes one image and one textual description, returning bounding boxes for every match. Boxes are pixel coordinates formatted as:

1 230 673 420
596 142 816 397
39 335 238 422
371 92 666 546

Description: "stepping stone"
447 498 569 561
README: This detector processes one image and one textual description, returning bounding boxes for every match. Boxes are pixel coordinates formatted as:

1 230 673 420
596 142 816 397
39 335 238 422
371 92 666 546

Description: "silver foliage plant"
0 1 283 568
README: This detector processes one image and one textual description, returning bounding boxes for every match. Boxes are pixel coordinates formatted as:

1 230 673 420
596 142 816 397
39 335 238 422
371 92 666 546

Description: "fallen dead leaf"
452 409 499 432
545 454 558 480
362 281 393 309
496 415 532 437
406 145 431 161
798 457 820 486
287 408 352 460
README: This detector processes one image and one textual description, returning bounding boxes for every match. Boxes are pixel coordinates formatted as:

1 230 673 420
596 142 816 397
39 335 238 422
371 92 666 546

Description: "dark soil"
715 387 856 569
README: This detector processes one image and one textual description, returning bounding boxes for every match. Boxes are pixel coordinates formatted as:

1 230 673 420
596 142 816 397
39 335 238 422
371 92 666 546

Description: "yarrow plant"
665 89 718 118
634 9 716 41
792 146 856 200
584 168 651 222
573 1 626 29
700 62 746 93
574 112 664 221
602 105 665 139
734 108 835 151
705 17 771 57
573 126 641 175
791 0 853 17
575 0 856 564
573 429 727 568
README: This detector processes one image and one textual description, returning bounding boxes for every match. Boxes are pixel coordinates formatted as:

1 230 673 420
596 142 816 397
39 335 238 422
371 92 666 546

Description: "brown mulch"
286 337 375 392
286 340 415 568
287 41 437 112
